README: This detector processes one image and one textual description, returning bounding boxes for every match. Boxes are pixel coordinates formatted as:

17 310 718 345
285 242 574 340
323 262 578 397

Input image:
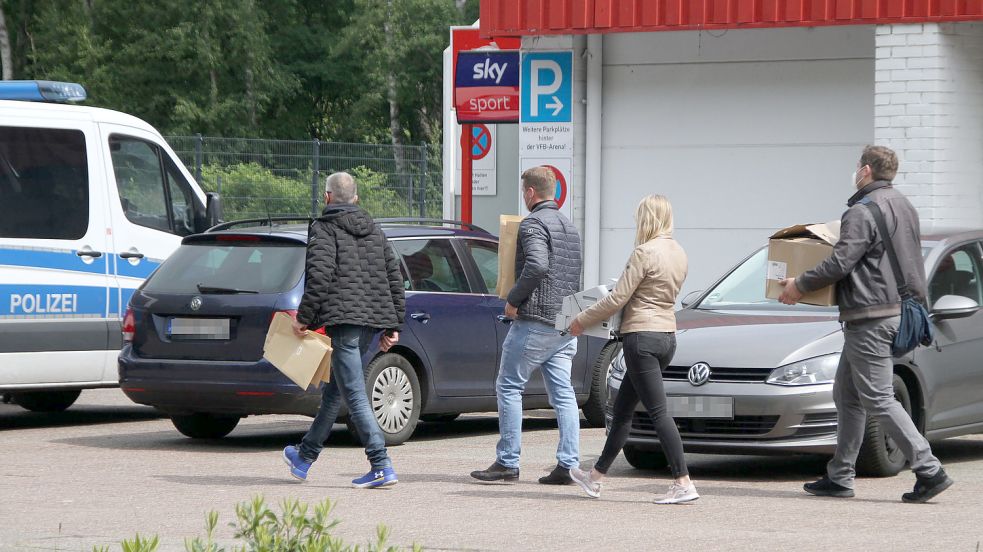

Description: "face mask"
851 171 859 190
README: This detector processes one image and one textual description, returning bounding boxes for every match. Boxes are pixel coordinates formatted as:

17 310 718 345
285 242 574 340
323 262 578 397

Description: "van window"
110 135 200 236
0 126 89 240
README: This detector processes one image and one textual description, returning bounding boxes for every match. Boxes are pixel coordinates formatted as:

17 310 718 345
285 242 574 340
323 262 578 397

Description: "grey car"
605 229 983 477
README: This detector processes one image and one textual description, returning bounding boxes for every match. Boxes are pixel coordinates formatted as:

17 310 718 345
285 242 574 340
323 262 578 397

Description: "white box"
555 284 622 339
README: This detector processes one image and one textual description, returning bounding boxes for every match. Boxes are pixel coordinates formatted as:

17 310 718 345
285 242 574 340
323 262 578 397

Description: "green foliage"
98 496 422 552
199 162 313 221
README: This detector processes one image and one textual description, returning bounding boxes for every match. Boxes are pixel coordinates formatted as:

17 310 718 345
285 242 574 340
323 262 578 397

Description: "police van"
0 81 221 412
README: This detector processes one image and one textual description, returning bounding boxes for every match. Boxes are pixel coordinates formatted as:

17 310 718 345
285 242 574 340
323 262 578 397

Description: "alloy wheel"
371 365 414 434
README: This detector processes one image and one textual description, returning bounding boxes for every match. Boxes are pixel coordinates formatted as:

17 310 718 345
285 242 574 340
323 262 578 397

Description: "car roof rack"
375 218 489 234
206 216 312 232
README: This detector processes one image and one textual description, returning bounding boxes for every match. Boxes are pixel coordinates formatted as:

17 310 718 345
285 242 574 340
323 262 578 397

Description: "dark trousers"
595 331 689 479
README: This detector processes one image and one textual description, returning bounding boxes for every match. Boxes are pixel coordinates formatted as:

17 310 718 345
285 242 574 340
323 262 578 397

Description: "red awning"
480 0 983 37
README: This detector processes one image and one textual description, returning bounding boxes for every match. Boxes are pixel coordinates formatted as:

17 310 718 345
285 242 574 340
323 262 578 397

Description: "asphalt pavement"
1 389 981 551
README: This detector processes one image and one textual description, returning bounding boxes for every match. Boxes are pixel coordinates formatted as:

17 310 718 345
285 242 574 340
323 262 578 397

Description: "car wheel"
583 341 621 428
623 445 670 471
13 390 81 412
358 353 421 446
856 374 912 477
421 413 460 423
171 413 240 439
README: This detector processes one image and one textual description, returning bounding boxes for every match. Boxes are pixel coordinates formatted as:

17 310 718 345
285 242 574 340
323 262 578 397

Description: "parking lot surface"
2 389 981 551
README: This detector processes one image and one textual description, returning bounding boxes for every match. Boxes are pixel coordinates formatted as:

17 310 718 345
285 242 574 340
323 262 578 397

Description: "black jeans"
595 331 689 478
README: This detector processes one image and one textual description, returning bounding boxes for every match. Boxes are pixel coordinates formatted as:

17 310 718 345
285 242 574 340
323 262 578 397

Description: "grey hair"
325 172 357 204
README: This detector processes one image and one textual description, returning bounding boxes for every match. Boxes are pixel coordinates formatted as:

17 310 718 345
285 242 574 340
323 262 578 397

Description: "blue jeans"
299 325 391 471
495 319 579 470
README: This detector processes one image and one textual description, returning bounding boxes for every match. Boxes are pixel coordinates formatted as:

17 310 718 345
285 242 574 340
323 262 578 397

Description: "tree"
0 3 12 79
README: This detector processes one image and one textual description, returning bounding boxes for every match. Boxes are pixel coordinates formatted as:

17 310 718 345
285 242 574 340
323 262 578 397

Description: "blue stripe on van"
0 247 107 275
0 284 107 317
116 258 160 279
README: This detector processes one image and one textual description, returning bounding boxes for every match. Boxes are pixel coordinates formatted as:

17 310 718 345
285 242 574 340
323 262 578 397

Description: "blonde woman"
567 195 697 504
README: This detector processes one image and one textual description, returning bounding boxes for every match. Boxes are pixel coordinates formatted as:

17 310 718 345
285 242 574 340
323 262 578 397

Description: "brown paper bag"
496 215 524 300
263 312 332 389
308 331 333 384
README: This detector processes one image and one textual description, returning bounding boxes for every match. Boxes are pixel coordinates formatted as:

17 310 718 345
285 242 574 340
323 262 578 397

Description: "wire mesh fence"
165 135 441 222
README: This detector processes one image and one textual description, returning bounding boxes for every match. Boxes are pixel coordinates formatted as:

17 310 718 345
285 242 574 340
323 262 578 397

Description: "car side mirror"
930 294 980 321
204 192 223 231
681 290 704 309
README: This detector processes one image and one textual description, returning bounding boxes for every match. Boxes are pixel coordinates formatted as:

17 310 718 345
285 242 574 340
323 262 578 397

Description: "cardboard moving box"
263 312 332 389
766 221 841 306
496 215 524 300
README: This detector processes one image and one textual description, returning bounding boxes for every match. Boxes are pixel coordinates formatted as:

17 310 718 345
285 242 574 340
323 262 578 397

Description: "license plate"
667 395 734 419
167 318 230 340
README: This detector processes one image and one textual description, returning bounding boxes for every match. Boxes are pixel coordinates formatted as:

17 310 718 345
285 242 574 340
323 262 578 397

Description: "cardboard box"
555 284 622 339
765 221 841 306
263 312 332 389
496 215 524 300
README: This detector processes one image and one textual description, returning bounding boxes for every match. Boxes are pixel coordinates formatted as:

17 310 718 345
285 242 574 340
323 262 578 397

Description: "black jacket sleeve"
797 206 874 293
507 218 550 307
383 240 406 329
297 222 337 327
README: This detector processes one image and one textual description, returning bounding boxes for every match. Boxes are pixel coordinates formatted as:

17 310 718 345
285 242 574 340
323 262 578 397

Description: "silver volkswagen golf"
605 229 983 477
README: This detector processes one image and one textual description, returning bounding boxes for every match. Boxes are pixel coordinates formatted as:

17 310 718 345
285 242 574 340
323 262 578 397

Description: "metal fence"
165 135 441 222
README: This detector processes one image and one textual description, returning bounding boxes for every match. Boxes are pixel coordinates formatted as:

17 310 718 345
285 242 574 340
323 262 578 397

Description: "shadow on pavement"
0 403 163 431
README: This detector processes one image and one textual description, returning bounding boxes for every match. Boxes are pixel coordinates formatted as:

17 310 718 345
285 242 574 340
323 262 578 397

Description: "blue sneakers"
352 467 398 489
282 445 312 481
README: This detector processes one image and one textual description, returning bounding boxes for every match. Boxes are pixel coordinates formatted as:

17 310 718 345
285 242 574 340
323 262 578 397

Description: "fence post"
419 142 428 219
311 139 320 217
194 133 203 185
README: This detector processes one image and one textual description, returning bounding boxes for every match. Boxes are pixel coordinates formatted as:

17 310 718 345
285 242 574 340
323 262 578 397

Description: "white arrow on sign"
545 96 563 117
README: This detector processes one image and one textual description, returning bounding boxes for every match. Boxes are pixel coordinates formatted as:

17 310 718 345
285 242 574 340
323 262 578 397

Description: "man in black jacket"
281 172 405 488
471 166 583 485
779 146 952 503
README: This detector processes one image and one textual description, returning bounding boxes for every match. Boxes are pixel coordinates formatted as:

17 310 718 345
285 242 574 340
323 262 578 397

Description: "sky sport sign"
454 50 520 124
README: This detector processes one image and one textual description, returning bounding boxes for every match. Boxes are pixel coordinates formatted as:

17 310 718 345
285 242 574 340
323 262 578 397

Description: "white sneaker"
654 482 699 504
569 467 602 498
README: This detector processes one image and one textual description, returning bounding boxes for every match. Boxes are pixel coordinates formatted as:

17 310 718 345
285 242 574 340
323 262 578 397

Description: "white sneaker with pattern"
653 482 699 504
569 467 602 498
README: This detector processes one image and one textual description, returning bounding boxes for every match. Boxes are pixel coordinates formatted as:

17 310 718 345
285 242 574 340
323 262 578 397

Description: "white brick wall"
875 22 983 231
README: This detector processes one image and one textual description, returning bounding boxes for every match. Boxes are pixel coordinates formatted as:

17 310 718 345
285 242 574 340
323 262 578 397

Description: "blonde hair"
634 195 674 246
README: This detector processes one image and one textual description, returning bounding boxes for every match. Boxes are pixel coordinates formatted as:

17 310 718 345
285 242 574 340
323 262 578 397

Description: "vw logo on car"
688 362 711 386
189 296 203 311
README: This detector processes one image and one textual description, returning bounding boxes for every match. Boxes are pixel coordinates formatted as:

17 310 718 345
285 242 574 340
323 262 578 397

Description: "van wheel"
583 341 621 428
13 390 81 412
421 413 460 423
350 353 421 446
856 374 912 477
623 445 669 471
171 413 240 439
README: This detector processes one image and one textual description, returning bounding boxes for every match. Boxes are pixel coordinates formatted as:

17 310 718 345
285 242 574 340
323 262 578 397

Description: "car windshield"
143 241 305 294
695 248 837 312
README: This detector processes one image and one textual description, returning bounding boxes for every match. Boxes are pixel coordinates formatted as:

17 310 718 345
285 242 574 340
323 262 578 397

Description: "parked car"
605 229 983 477
119 218 614 444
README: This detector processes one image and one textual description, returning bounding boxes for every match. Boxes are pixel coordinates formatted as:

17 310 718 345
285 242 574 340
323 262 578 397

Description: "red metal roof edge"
480 1 983 38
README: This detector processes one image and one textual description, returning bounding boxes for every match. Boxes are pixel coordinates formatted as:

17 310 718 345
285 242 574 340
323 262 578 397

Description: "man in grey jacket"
779 146 953 503
471 166 583 485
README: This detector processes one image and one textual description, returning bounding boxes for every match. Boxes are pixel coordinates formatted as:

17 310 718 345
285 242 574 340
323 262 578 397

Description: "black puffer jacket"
507 201 583 325
296 204 405 330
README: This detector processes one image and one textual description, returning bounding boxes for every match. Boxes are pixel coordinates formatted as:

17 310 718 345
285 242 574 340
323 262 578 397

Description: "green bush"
96 496 422 552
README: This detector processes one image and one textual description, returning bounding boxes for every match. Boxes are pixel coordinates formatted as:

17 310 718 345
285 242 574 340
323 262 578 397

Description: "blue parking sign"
520 51 572 123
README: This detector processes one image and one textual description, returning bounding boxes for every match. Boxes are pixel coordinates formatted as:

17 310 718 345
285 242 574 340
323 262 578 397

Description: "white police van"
0 81 220 412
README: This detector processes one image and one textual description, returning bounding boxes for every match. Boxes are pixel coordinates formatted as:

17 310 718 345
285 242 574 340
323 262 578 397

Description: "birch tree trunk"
0 5 13 80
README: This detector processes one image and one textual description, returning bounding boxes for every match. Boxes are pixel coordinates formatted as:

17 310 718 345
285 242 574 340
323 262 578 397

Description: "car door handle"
76 250 103 258
410 312 431 323
119 252 145 260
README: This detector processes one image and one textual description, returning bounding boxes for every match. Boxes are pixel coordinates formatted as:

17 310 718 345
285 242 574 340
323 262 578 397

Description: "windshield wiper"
196 283 259 294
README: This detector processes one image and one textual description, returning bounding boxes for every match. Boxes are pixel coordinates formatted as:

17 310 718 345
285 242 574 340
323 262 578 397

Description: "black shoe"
470 462 519 482
538 464 573 485
902 468 953 504
803 476 855 498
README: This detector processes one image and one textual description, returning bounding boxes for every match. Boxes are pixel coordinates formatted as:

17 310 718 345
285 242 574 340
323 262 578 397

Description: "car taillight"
122 308 136 342
271 310 325 335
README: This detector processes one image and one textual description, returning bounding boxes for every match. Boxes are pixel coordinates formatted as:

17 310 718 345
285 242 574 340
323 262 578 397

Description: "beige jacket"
575 236 687 334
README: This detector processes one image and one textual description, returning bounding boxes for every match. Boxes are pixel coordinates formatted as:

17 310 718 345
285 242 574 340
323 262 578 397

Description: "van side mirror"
681 290 704 309
930 294 980 321
204 192 223 231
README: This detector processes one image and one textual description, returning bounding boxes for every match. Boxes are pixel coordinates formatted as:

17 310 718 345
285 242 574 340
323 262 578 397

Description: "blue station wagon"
119 218 615 444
